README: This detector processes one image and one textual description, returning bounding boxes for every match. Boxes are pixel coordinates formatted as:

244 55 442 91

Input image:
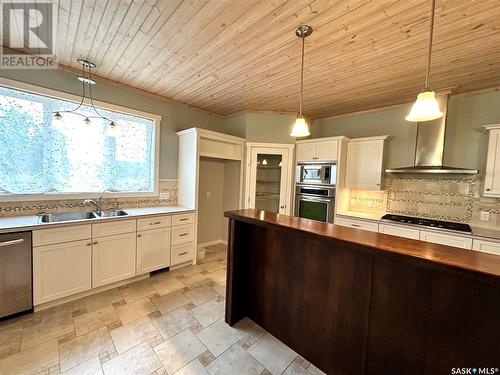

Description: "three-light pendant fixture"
52 59 118 136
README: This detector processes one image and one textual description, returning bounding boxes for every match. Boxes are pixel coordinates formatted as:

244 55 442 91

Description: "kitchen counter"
337 211 500 242
0 205 194 234
224 209 500 374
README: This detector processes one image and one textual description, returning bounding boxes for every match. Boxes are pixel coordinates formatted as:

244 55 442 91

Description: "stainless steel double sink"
38 210 128 223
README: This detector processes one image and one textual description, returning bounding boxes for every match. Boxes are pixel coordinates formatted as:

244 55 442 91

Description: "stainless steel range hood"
386 94 478 174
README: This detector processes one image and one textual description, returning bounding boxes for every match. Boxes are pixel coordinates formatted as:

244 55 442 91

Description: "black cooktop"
381 214 472 234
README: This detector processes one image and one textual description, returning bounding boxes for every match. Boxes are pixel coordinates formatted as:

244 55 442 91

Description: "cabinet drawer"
335 217 379 232
171 242 195 265
378 223 420 240
472 239 500 256
33 224 91 246
137 215 171 231
172 213 195 226
92 219 136 238
419 230 472 249
171 224 195 245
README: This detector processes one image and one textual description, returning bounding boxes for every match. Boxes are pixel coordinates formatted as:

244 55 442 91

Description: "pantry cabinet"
483 124 500 197
345 136 388 190
296 137 342 162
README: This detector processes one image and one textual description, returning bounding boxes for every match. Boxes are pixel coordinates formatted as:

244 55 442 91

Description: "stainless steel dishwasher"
0 231 33 320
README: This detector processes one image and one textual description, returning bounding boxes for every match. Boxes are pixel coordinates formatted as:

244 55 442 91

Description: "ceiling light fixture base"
295 25 313 38
77 59 97 69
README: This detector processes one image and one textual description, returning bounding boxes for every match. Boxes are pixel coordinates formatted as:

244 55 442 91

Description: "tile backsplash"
0 179 178 217
386 175 476 223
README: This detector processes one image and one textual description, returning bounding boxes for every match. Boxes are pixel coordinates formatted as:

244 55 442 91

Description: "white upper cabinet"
296 138 340 162
345 136 388 190
483 125 500 197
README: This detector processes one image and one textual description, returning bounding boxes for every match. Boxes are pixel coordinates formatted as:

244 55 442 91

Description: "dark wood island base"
224 209 500 375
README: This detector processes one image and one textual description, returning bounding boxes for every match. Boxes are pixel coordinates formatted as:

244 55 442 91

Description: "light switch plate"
480 211 490 221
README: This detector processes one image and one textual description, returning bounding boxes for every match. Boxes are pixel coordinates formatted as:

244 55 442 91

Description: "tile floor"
0 244 326 375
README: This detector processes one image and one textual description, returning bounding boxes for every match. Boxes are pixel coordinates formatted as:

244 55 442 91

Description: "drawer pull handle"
150 221 161 225
351 224 360 228
0 239 24 247
93 241 98 245
137 234 142 238
180 218 188 221
179 233 188 237
86 242 92 247
179 251 188 256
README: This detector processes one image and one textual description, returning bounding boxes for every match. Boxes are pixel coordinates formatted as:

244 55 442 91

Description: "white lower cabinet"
419 230 472 249
137 227 171 275
33 240 92 305
472 239 500 256
378 223 420 240
335 217 379 232
171 242 195 265
92 232 137 288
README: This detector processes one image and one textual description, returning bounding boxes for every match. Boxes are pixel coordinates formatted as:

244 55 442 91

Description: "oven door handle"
296 195 334 203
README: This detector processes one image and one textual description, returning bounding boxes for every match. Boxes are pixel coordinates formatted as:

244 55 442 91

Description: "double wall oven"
295 162 336 223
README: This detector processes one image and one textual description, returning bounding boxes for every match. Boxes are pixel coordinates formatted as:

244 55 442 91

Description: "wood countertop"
225 209 500 279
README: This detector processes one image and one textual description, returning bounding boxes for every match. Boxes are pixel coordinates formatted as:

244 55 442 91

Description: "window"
0 80 159 200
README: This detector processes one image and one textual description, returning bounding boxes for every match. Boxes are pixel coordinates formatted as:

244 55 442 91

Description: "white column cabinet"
483 125 500 197
137 227 171 275
33 240 92 305
345 136 388 190
92 232 137 288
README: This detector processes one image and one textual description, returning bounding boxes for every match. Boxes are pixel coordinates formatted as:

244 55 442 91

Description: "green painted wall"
0 69 225 178
224 112 298 143
312 90 500 171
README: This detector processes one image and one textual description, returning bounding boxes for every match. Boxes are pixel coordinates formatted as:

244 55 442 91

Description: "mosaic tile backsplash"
0 179 178 217
386 175 476 223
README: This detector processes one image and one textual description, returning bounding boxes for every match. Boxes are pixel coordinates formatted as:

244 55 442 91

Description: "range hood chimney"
386 94 478 174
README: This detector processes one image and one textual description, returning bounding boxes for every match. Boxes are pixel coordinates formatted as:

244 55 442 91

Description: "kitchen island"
224 209 500 375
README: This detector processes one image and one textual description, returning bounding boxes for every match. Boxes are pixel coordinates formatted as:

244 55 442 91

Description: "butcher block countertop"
225 209 500 278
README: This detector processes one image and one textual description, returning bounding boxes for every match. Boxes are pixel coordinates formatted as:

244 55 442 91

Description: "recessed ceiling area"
57 0 500 119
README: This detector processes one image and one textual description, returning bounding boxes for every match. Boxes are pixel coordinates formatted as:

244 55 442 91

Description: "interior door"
248 147 291 215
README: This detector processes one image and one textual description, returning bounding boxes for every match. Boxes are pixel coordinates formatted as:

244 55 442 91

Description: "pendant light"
290 25 313 137
406 0 443 122
52 59 118 134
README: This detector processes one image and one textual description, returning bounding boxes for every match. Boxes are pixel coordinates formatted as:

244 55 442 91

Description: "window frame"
0 77 161 202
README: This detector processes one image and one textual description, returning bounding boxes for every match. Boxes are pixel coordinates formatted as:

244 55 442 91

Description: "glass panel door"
254 153 282 213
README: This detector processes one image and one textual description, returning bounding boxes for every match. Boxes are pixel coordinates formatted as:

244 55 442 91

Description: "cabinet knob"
86 242 92 247
280 205 285 209
93 241 98 245
486 188 491 191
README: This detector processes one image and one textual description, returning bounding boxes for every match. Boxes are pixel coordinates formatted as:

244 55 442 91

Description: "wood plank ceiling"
56 0 500 119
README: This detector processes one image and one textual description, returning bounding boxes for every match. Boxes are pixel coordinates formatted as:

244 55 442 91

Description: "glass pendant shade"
405 90 443 122
290 116 310 137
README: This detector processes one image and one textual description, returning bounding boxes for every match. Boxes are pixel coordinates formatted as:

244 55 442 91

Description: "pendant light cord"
425 0 436 90
299 36 305 116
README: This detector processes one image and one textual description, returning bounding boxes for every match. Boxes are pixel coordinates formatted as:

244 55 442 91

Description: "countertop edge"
0 206 195 234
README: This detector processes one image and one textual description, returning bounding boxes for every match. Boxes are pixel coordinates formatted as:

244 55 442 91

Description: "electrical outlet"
206 191 211 199
480 211 490 221
367 200 373 208
350 198 356 205
159 192 170 199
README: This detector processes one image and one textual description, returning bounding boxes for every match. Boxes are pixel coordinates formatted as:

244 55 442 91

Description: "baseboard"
197 239 226 250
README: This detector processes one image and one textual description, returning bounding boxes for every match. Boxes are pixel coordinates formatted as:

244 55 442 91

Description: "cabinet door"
345 140 384 190
378 223 420 240
315 140 339 161
296 143 316 162
137 228 171 275
247 147 292 215
484 129 500 196
92 232 136 288
33 240 92 305
472 239 500 256
419 230 472 249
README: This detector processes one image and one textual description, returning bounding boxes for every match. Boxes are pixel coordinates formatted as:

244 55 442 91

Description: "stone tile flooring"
0 244 326 375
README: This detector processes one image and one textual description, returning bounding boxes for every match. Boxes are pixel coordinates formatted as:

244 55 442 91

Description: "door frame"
244 142 295 215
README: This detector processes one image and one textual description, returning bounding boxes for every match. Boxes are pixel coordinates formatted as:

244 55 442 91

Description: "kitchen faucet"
84 196 103 212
